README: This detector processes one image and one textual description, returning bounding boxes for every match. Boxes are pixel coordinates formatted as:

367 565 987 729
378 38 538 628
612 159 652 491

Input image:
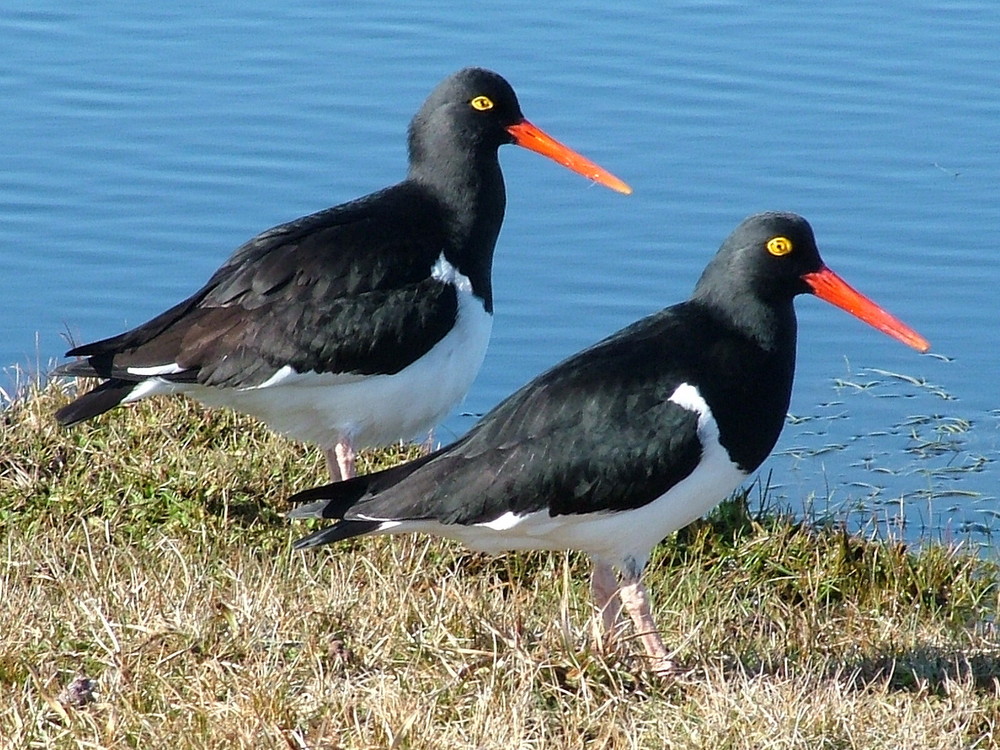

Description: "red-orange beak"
506 119 632 195
802 266 930 352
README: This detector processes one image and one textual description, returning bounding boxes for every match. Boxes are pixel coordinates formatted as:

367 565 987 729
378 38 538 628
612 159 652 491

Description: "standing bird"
53 67 631 480
287 212 929 674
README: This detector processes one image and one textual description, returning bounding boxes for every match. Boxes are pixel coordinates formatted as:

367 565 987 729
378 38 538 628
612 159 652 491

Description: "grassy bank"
2 379 999 749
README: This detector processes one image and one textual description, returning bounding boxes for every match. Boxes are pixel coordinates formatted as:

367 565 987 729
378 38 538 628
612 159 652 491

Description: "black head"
694 212 823 305
407 67 630 194
409 68 525 156
694 212 929 352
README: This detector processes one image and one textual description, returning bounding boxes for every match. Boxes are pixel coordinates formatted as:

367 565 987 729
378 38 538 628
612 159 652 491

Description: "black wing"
57 183 461 387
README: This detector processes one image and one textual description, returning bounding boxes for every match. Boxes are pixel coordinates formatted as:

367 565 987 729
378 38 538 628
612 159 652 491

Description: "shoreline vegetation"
2 378 998 748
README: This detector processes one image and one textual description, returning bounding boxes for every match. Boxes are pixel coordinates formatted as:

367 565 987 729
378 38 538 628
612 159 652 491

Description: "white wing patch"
474 511 527 531
118 362 189 403
127 362 186 377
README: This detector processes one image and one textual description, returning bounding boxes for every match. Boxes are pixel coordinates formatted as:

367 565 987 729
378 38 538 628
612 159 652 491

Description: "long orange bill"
802 267 930 352
506 119 632 195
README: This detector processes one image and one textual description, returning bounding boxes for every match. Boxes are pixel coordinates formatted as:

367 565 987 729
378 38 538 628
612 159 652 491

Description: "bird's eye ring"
767 236 794 256
470 96 494 111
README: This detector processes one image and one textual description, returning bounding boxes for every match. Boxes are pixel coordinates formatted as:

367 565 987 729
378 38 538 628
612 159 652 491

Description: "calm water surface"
2 2 998 546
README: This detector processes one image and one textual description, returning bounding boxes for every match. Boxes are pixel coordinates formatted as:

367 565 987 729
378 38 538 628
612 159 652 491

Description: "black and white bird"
52 67 631 480
287 212 929 674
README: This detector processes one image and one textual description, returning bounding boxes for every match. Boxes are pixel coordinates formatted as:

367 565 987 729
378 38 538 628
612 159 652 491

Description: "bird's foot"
644 654 685 678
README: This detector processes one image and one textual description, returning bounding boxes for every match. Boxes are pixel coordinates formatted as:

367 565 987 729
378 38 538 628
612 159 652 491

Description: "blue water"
3 2 999 546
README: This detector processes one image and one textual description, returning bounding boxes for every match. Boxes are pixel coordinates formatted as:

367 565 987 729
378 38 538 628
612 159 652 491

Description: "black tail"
287 475 385 550
286 448 444 551
292 520 382 550
54 379 136 426
287 447 442 518
286 475 376 520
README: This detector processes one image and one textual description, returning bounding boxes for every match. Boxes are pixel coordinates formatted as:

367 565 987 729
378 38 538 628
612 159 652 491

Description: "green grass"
2 378 999 749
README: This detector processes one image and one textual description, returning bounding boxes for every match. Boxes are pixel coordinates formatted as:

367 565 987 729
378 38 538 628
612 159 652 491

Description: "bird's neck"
683 298 798 472
408 145 506 312
691 258 798 354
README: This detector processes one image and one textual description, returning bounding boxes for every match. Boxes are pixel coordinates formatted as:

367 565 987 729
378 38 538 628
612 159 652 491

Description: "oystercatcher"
51 68 630 480
287 212 929 674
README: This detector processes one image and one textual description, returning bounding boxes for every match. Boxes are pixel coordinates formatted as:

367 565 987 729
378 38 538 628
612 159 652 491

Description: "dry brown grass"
2 378 999 749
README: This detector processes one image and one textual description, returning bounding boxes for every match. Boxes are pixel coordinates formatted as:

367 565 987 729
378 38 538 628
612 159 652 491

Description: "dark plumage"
53 67 630 480
288 212 929 674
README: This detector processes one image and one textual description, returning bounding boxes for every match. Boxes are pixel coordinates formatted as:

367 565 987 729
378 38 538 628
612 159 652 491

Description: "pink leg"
590 558 623 651
618 577 679 676
323 439 356 482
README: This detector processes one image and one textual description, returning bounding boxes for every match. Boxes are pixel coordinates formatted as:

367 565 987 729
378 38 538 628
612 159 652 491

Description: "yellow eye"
470 95 494 111
767 236 794 257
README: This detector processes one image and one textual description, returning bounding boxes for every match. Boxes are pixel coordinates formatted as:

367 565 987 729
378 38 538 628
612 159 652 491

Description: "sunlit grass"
2 378 999 748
